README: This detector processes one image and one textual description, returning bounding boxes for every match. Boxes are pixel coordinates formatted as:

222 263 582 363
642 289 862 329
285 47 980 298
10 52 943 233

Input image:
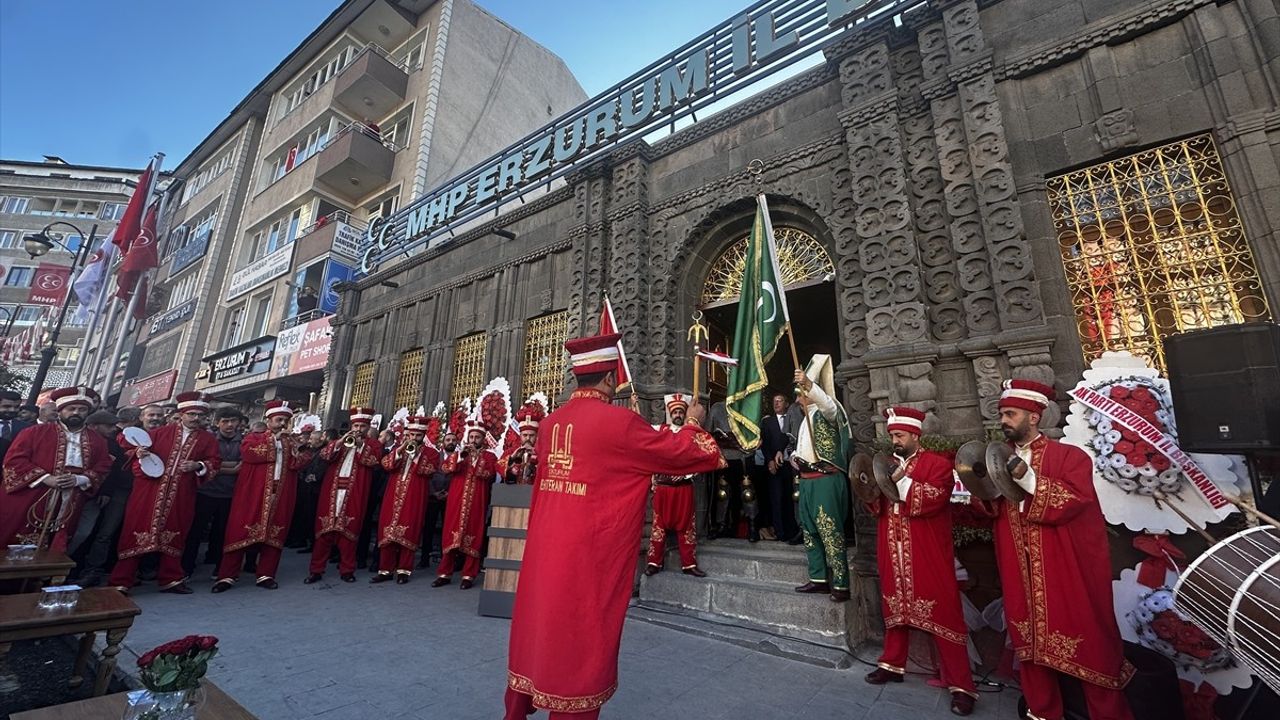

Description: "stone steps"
636 539 860 651
626 605 855 669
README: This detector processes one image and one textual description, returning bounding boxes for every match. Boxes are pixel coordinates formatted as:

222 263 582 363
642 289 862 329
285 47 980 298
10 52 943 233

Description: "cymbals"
954 440 1000 501
848 452 880 504
985 442 1028 503
871 453 901 502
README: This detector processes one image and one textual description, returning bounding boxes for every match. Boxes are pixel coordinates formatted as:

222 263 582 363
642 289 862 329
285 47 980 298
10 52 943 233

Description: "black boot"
747 518 760 543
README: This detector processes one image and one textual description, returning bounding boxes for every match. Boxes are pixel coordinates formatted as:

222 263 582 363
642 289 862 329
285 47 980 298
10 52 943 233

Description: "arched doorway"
698 223 840 401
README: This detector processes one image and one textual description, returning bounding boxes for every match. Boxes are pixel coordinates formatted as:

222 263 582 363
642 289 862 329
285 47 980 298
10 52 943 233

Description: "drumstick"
1165 500 1216 544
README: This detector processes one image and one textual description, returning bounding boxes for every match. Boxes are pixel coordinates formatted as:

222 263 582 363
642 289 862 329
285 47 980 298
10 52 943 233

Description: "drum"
1173 525 1280 693
122 426 152 448
139 454 166 478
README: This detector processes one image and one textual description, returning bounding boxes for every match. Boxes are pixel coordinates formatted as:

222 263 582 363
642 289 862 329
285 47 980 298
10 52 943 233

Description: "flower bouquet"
124 635 219 720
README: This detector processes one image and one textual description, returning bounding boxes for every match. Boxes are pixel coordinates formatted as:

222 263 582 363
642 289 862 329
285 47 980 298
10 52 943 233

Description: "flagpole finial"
747 159 764 185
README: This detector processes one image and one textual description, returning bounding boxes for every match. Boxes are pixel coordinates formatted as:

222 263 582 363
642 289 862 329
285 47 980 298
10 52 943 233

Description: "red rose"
1109 386 1131 400
1124 452 1146 467
1115 440 1134 454
1134 441 1154 456
198 636 218 651
137 649 158 668
1151 455 1171 472
1131 386 1152 402
1119 428 1139 442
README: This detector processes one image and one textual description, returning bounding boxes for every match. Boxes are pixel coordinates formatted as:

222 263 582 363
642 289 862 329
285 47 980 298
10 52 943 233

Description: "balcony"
294 210 368 266
315 123 396 202
280 308 327 331
332 45 408 120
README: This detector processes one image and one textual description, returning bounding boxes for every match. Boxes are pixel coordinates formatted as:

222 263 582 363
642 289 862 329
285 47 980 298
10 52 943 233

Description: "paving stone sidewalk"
111 552 1021 719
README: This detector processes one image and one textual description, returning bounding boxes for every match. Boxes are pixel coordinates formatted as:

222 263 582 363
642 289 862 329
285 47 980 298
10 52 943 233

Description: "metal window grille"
350 361 376 408
521 310 569 404
700 226 833 306
395 348 425 409
1047 134 1270 371
450 332 487 408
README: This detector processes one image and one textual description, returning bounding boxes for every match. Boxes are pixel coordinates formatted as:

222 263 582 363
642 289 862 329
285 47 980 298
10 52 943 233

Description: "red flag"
116 202 159 300
112 159 155 256
599 295 632 390
131 277 149 320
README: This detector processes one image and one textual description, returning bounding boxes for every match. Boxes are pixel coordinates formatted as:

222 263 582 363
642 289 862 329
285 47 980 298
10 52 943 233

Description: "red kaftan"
117 424 220 559
507 388 725 713
315 437 381 541
440 446 497 558
1 423 110 549
223 432 312 552
378 445 440 551
987 435 1134 689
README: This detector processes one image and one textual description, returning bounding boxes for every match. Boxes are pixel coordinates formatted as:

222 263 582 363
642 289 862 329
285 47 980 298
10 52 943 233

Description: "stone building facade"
330 0 1279 643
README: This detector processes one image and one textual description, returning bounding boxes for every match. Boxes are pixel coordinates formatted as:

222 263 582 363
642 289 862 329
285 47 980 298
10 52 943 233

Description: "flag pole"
688 311 709 402
70 237 114 385
97 153 164 400
756 186 814 443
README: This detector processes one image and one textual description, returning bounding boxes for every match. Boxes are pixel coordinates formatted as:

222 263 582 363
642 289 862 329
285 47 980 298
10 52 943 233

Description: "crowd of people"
0 386 542 595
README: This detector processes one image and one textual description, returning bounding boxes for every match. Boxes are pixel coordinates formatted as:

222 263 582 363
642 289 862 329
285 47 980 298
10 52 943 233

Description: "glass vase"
121 682 206 720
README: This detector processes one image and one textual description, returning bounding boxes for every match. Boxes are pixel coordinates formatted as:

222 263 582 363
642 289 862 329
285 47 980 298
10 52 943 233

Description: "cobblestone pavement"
112 552 1021 719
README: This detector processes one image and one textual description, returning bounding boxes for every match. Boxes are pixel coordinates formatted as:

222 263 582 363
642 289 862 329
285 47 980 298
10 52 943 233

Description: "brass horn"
848 452 880 503
342 431 358 448
870 453 901 502
402 439 420 456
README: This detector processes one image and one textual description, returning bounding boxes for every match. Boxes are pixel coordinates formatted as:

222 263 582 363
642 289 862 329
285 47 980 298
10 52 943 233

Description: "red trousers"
108 553 186 589
437 548 481 579
647 483 696 569
504 687 600 720
216 544 283 582
309 532 356 576
878 625 976 696
1019 661 1134 720
378 544 415 574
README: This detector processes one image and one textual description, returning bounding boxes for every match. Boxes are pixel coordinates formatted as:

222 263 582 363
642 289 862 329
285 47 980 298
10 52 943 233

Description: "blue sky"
0 0 751 170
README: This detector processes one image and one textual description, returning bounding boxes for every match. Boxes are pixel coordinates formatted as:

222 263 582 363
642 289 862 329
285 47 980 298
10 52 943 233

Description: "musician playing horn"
373 415 440 584
865 407 977 716
990 379 1134 720
305 407 382 584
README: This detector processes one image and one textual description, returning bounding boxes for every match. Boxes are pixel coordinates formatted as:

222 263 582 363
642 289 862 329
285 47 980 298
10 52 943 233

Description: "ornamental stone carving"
1094 107 1139 151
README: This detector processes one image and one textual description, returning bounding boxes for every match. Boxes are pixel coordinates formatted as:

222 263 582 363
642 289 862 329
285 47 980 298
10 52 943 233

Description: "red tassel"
1133 533 1185 588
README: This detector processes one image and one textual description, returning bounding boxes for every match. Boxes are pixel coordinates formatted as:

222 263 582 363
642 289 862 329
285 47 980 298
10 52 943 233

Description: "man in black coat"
0 390 34 460
761 391 802 543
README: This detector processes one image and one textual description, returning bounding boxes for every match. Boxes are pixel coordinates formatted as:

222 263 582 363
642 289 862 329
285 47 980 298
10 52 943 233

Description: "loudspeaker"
1163 322 1280 452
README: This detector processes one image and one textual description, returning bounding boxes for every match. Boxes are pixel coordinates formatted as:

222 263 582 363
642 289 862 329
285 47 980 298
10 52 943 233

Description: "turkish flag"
116 202 159 300
112 159 155 256
599 295 632 390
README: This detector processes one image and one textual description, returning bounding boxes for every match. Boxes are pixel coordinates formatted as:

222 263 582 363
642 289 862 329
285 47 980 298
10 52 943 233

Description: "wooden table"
0 588 140 696
11 680 258 719
0 548 75 590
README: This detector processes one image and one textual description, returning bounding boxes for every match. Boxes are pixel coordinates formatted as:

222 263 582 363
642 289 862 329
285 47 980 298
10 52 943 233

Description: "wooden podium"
478 483 532 618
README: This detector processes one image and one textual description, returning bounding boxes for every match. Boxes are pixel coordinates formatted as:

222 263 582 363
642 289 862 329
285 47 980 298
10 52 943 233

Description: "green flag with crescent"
725 195 790 451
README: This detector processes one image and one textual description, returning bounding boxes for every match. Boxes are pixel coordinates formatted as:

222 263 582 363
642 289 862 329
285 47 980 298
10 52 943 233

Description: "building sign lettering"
361 0 887 272
204 337 276 384
148 298 196 337
170 225 211 276
225 244 293 301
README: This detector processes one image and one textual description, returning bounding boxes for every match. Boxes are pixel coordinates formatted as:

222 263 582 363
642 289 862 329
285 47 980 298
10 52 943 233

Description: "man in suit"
0 390 35 460
761 391 800 543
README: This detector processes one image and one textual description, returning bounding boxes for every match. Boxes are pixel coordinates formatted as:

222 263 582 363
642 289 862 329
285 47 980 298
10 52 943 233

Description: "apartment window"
394 348 426 409
1047 134 1271 371
393 27 429 72
248 294 273 339
0 230 18 249
1 305 45 323
262 117 335 189
277 44 358 122
97 199 125 220
365 192 399 222
379 106 412 149
350 361 376 408
521 311 570 403
450 332 487 408
221 306 245 348
0 196 30 214
169 273 199 308
5 267 34 287
164 225 190 258
243 231 264 266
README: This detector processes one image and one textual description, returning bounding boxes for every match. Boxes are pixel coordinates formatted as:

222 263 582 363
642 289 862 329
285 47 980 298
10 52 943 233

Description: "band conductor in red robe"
504 333 726 719
214 400 313 591
1 386 110 551
373 415 440 584
432 414 498 589
990 379 1134 720
865 406 977 715
110 391 220 594
305 407 380 584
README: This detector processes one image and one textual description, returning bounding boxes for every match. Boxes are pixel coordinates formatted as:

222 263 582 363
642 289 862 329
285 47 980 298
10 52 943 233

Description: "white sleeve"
895 476 913 500
806 384 838 422
75 475 91 489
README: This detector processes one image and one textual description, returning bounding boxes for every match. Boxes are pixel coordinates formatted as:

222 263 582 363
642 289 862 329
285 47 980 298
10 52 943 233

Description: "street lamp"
21 221 97 406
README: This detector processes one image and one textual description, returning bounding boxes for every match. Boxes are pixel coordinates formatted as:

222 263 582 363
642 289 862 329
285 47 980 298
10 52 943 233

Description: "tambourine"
139 454 165 478
122 426 152 448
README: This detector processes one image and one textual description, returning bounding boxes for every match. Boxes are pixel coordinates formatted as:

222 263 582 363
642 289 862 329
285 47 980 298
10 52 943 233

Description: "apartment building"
0 158 143 394
122 0 585 414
